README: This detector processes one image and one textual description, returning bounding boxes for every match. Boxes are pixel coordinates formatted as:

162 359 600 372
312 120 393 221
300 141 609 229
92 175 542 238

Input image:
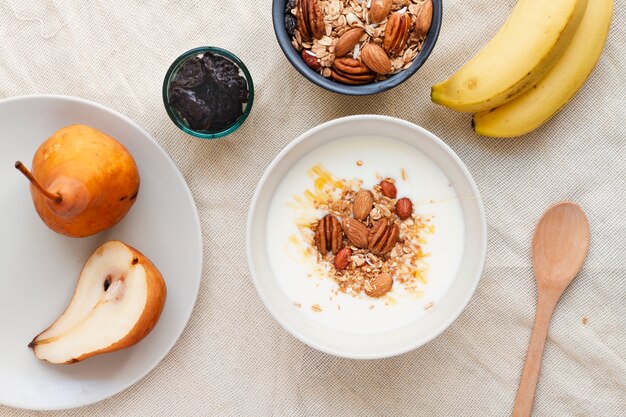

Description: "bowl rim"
162 46 254 139
272 0 443 96
246 115 487 359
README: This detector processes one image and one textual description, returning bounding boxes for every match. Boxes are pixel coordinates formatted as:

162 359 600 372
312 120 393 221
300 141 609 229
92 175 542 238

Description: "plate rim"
0 94 203 410
246 114 487 359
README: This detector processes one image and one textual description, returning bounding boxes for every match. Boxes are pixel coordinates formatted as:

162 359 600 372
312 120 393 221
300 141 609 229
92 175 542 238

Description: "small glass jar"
162 47 254 139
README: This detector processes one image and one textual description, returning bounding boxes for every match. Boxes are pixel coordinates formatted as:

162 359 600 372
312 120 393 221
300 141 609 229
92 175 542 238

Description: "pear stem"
14 161 62 203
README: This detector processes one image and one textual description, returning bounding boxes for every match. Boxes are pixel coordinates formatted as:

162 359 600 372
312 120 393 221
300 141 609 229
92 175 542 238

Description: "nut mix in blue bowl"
285 0 433 85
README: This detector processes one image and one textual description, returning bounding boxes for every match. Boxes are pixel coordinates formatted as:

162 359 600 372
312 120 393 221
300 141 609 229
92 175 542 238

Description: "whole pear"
15 124 140 237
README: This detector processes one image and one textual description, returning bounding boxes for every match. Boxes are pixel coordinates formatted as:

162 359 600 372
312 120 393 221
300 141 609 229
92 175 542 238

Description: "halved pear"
29 241 167 364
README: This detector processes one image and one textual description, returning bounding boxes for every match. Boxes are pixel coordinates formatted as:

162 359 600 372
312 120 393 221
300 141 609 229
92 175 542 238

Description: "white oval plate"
247 115 486 359
0 95 202 410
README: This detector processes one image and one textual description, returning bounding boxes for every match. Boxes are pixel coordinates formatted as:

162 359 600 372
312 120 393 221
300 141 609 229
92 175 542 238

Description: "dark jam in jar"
168 52 249 132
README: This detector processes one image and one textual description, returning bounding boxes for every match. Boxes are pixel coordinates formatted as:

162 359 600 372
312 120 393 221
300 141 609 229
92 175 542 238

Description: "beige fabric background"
1 0 625 415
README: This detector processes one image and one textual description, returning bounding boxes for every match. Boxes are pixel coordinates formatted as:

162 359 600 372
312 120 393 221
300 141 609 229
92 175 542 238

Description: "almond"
360 44 392 75
335 28 364 57
396 197 413 220
369 0 393 24
334 247 352 270
415 0 433 38
353 190 374 220
365 273 393 298
380 179 397 199
342 218 369 249
383 12 411 53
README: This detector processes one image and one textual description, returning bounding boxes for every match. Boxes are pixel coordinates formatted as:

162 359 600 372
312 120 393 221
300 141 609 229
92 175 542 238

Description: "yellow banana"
431 0 588 113
473 0 613 137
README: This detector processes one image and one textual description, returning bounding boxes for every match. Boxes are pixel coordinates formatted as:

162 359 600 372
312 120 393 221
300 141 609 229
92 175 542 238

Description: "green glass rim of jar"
162 46 254 139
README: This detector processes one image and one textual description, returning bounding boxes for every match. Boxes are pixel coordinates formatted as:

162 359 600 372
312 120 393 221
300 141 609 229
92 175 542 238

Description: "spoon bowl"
532 202 590 291
513 202 589 417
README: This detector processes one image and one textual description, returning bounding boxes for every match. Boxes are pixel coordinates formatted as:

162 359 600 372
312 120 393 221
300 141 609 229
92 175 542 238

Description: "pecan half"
314 214 343 255
331 58 375 85
308 0 325 39
368 218 400 255
384 12 411 54
333 58 373 75
331 69 375 85
296 0 311 41
297 0 325 42
381 222 400 254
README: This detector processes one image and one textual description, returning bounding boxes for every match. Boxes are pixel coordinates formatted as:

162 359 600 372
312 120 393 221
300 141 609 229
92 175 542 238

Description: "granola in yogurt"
292 164 434 298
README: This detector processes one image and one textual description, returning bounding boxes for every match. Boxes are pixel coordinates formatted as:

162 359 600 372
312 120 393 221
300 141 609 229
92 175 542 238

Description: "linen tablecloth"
1 0 625 415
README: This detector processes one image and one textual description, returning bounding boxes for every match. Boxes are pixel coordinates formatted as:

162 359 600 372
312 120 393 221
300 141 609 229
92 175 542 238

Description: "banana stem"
14 161 62 203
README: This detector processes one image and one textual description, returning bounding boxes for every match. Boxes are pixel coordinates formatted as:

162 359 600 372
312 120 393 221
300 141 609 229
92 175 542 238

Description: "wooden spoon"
513 202 590 417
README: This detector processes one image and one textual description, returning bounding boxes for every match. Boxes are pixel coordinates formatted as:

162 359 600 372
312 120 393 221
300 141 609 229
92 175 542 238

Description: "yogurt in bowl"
247 116 486 359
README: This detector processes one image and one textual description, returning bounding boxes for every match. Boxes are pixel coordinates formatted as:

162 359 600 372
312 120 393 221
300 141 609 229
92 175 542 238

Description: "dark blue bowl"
272 0 442 96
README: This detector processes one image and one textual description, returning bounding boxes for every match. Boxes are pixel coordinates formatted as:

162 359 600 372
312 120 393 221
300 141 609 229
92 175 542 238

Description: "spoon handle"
512 293 558 417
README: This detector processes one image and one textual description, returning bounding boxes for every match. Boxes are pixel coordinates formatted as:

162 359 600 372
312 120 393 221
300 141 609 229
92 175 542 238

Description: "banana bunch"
431 0 613 138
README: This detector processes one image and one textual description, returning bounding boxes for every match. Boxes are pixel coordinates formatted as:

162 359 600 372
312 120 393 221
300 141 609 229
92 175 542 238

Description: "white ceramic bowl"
247 115 486 359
